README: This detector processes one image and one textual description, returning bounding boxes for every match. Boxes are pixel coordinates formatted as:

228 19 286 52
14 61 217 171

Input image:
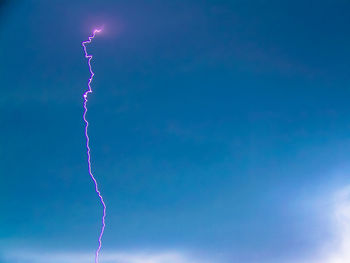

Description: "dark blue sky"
1 1 350 262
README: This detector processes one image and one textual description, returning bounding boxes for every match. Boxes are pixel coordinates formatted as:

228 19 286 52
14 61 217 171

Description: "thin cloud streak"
3 250 208 263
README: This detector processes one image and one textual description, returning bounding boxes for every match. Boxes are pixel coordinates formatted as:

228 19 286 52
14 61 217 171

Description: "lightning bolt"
82 29 106 263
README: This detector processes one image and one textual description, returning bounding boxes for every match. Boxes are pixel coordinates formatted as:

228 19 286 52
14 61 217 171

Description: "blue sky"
1 0 350 262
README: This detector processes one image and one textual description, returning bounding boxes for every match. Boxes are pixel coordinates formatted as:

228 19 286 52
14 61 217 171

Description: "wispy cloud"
3 250 207 263
4 186 350 263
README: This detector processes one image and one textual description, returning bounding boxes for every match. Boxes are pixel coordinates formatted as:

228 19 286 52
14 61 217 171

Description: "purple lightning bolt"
82 29 106 263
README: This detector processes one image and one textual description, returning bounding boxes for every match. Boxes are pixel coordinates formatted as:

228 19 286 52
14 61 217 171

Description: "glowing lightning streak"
82 29 106 263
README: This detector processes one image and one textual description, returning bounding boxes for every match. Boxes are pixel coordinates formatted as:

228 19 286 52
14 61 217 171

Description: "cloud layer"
3 186 350 263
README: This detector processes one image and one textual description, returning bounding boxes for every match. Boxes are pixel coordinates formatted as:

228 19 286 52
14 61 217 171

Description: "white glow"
315 186 350 263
